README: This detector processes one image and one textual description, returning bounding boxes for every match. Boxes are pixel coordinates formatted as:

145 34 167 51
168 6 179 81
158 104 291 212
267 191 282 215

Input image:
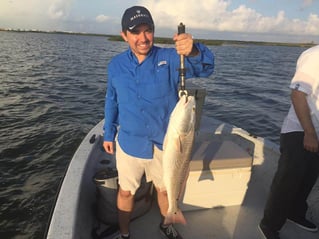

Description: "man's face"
121 24 154 62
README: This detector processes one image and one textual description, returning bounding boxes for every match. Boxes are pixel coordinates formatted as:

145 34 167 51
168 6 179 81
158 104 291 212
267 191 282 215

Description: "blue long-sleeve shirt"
104 43 214 159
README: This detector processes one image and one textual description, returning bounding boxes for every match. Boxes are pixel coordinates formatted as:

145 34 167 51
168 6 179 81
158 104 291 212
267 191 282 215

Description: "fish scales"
162 95 196 225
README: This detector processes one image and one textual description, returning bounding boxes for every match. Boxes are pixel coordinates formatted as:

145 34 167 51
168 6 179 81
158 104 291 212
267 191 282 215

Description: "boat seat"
190 133 253 171
180 132 254 211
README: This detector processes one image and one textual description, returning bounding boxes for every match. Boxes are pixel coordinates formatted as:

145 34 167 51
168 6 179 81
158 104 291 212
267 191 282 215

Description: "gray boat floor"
91 117 319 239
128 171 319 239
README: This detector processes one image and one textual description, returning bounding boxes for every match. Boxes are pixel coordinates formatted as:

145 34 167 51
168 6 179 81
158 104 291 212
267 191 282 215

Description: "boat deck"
92 118 319 239
46 117 319 239
127 170 319 239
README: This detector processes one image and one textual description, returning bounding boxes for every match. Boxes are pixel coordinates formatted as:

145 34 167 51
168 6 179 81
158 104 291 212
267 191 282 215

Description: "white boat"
46 87 319 239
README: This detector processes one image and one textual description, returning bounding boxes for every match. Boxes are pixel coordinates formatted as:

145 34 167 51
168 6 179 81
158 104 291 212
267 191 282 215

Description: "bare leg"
117 187 134 234
156 187 169 218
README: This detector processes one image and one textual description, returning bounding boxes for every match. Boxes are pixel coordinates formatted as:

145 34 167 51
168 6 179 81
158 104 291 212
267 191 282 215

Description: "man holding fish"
103 5 214 239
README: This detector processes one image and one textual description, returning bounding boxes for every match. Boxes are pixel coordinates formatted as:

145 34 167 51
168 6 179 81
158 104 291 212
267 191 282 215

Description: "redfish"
163 95 196 225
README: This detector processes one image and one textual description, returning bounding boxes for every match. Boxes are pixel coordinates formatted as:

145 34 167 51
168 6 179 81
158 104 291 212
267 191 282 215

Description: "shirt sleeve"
103 63 119 142
289 46 319 126
290 47 319 95
185 43 215 77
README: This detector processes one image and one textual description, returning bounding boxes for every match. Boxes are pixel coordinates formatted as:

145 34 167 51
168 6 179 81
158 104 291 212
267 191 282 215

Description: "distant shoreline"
0 29 316 48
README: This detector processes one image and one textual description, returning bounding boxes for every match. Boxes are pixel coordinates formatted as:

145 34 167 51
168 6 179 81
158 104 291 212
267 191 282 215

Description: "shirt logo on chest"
158 60 167 66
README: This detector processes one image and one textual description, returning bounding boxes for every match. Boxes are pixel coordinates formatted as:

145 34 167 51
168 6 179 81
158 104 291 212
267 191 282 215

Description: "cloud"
0 0 75 29
48 0 74 20
0 0 46 16
139 0 319 36
0 0 73 19
303 0 314 7
96 14 110 23
304 13 319 33
0 0 317 42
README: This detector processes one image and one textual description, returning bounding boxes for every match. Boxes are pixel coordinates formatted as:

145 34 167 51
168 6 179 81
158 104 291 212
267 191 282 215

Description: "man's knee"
117 188 134 212
118 187 133 199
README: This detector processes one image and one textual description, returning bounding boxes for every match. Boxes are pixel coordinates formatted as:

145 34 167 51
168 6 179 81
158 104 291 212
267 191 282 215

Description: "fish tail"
164 210 187 225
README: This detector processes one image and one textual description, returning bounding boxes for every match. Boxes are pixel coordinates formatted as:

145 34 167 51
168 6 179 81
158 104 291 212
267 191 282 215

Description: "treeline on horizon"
107 35 316 48
1 29 315 48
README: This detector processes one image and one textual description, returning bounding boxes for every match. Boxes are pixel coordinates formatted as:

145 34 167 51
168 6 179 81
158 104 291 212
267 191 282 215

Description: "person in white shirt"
259 45 319 239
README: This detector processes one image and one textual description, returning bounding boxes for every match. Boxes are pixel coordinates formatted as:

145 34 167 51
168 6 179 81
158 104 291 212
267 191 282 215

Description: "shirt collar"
127 46 155 64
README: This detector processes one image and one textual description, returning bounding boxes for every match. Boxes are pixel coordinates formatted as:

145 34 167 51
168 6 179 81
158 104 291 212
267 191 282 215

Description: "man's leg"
261 132 305 231
156 187 169 218
117 187 134 235
289 149 319 219
115 141 145 237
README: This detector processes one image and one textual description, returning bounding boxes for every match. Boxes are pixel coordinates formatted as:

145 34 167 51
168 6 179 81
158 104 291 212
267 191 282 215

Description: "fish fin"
164 209 187 225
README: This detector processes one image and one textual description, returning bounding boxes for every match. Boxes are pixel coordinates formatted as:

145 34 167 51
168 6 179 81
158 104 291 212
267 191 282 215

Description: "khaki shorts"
116 141 166 195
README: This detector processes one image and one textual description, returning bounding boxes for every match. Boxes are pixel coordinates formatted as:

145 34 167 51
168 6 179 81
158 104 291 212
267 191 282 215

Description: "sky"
0 0 318 43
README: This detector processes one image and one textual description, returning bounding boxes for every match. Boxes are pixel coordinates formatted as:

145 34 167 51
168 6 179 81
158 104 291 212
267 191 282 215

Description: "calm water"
0 31 305 238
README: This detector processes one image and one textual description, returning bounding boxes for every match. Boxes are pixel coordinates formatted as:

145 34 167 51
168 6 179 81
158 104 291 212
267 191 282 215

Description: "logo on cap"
122 6 154 31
